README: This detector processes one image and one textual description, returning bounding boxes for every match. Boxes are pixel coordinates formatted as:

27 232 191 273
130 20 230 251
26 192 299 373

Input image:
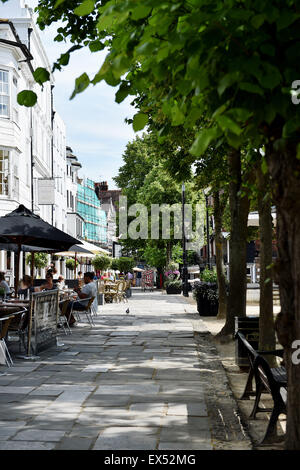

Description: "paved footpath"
0 290 251 450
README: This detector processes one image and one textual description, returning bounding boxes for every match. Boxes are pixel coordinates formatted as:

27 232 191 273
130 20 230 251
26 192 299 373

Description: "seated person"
60 271 97 326
35 272 57 292
0 271 11 297
18 275 34 298
57 275 65 290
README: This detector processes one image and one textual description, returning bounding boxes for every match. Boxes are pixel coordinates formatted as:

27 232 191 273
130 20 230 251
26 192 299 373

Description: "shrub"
165 279 182 289
117 257 135 273
91 255 112 272
201 268 218 283
110 259 119 271
25 252 48 269
65 258 78 270
192 280 219 304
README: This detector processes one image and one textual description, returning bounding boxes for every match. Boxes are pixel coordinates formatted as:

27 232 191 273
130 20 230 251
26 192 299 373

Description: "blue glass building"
77 178 107 245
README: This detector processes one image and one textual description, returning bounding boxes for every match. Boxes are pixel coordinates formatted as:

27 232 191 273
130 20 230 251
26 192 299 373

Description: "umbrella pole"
75 252 77 279
30 252 35 279
14 244 21 297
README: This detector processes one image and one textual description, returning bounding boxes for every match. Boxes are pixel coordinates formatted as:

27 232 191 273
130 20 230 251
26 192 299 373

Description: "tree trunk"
256 166 276 364
267 140 300 450
217 148 250 338
213 190 228 319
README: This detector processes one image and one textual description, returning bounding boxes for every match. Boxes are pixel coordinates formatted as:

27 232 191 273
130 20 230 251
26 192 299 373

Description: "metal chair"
0 314 16 367
69 297 96 326
57 300 72 335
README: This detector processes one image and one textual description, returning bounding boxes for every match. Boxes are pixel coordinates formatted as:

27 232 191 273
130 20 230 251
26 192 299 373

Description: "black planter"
166 286 182 295
196 297 218 316
193 282 219 316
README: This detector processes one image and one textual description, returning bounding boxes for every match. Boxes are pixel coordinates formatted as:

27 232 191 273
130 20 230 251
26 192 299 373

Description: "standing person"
60 271 97 326
0 272 11 296
77 271 84 288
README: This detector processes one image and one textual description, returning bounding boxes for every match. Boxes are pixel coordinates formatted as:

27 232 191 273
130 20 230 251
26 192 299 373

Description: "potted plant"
164 264 182 294
165 279 182 294
192 268 219 316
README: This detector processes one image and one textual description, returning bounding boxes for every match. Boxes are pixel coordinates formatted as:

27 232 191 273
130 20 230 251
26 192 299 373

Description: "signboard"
27 290 59 355
37 178 55 205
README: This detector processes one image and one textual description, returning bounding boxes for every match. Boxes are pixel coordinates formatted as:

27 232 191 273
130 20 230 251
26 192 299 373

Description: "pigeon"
126 308 130 314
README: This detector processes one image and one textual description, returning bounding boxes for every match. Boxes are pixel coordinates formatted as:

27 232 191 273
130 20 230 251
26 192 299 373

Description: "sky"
27 1 138 189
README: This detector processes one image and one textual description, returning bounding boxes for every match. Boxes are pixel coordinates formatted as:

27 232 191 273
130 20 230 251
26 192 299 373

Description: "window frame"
0 69 10 119
0 148 10 196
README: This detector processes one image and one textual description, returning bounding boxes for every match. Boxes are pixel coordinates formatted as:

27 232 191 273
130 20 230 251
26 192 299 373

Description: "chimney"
99 181 108 191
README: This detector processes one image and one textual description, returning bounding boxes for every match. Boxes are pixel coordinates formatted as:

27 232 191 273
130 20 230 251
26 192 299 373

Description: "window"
0 150 9 195
0 70 9 117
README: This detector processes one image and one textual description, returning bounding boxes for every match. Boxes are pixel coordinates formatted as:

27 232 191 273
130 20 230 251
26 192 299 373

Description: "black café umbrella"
0 204 82 293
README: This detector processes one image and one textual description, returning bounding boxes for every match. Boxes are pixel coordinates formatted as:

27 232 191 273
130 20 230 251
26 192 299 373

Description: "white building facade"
0 1 67 280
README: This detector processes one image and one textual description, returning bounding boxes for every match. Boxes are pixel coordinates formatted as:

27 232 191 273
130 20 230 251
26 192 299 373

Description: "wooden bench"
235 332 287 444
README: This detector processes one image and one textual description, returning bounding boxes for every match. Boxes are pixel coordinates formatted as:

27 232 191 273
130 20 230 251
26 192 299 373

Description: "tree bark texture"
213 190 228 319
218 148 250 337
256 166 276 357
267 140 300 450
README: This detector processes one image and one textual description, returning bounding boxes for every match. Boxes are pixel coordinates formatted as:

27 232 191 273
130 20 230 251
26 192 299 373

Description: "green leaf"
115 83 131 104
261 158 268 175
131 5 152 20
17 90 37 107
54 0 66 8
216 115 243 135
251 14 265 29
89 41 105 52
70 73 90 99
282 119 300 138
171 105 185 126
239 82 264 96
297 144 300 160
74 0 95 16
217 72 240 96
132 113 148 132
190 127 219 156
258 64 281 90
33 67 50 86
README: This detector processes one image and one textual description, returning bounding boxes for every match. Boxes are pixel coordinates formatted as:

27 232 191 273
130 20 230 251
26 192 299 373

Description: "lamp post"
182 183 189 297
203 188 211 269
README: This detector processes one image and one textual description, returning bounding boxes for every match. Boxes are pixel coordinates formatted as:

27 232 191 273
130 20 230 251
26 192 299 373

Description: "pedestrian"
60 271 97 326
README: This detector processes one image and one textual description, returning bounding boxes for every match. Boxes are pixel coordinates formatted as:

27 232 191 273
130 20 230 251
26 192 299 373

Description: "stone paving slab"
0 290 252 450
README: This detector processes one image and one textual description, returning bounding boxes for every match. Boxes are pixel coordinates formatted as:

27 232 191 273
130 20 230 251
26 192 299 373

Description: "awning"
248 210 277 227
